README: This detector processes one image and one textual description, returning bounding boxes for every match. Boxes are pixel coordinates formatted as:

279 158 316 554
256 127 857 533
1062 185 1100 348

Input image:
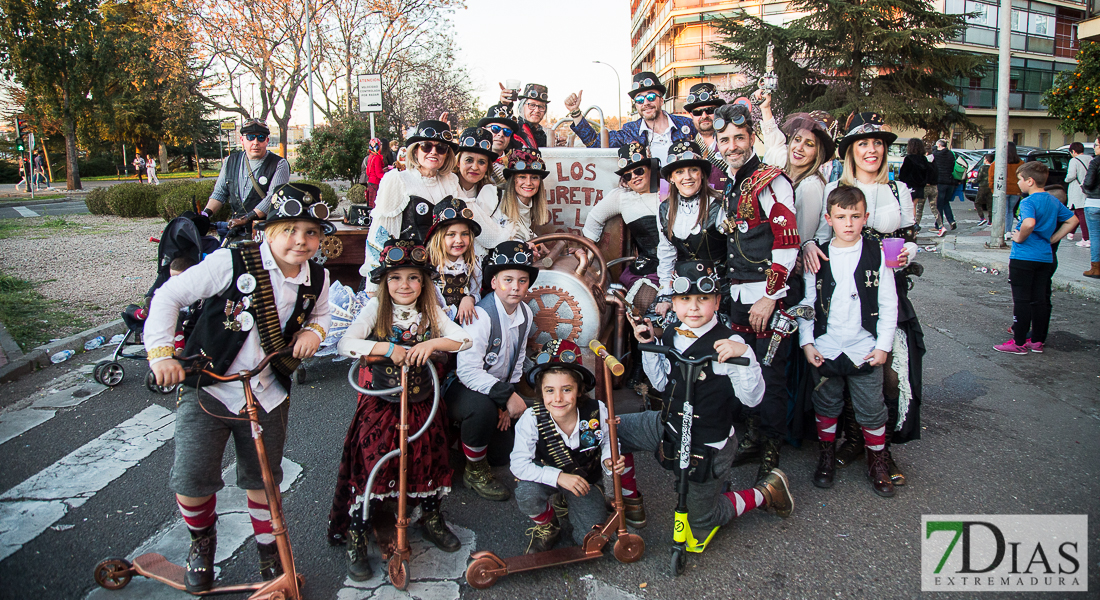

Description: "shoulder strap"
887 180 901 204
532 402 579 473
238 243 301 378
477 294 504 371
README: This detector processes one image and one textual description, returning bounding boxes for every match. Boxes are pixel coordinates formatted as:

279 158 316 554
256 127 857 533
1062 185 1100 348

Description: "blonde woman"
470 148 550 259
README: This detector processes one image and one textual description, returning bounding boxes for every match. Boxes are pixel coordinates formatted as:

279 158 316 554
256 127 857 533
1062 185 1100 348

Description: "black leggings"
1009 259 1055 345
444 381 515 466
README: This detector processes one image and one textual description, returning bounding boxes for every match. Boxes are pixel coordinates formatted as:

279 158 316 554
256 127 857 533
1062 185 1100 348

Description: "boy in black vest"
625 260 794 544
447 241 538 502
147 183 332 592
796 186 899 497
510 339 626 553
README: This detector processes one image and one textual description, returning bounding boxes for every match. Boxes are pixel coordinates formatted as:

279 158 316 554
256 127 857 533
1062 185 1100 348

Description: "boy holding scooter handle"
624 259 794 553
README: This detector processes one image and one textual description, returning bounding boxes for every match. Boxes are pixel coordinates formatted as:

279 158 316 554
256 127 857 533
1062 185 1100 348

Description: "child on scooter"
624 260 794 542
146 183 333 593
424 196 482 325
330 236 472 581
510 339 627 553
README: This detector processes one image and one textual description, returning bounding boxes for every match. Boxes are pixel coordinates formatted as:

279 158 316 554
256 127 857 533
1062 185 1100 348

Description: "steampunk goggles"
416 127 454 141
460 136 492 150
511 160 545 171
713 113 748 131
438 206 474 221
672 274 718 295
617 152 645 168
274 197 329 220
631 77 656 90
384 245 428 264
685 90 716 104
490 250 531 265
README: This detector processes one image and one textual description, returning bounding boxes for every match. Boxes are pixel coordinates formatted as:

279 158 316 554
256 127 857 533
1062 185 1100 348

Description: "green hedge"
85 187 110 215
346 183 367 205
158 180 222 221
104 182 161 217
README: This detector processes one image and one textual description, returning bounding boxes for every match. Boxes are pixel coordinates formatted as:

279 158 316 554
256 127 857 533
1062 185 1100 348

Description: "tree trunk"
159 143 169 172
62 87 81 190
195 140 202 178
275 116 289 157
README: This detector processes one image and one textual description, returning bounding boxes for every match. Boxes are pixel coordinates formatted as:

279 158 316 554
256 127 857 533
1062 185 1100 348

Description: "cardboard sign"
533 147 625 262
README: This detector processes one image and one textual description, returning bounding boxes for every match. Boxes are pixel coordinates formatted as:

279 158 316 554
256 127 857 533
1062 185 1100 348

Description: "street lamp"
592 60 622 127
305 0 315 139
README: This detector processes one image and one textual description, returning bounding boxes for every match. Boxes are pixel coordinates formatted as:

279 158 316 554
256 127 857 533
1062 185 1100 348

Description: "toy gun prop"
762 305 814 366
751 43 778 106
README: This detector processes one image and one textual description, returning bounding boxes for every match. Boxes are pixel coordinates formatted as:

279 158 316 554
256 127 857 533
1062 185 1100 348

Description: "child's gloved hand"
292 329 321 359
151 358 185 387
557 472 591 497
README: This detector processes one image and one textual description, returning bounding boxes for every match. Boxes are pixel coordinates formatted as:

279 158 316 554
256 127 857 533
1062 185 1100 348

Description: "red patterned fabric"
765 263 789 297
767 201 801 249
815 414 838 442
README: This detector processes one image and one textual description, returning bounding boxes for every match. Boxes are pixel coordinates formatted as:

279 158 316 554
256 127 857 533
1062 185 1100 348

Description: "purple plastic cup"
883 237 904 268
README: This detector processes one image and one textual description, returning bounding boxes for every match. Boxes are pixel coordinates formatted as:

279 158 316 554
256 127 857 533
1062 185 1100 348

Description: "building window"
1013 130 1025 145
1038 130 1051 148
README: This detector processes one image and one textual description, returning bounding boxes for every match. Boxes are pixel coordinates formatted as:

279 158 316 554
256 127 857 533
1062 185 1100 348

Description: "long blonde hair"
502 175 550 226
372 268 443 342
663 171 722 240
427 223 477 268
839 141 889 186
784 125 827 189
406 141 457 176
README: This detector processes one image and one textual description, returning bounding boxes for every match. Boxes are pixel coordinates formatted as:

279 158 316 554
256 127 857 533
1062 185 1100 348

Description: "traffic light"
13 116 29 152
16 139 24 152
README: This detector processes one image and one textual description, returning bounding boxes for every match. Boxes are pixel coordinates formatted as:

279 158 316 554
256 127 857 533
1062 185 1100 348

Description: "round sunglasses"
634 92 659 104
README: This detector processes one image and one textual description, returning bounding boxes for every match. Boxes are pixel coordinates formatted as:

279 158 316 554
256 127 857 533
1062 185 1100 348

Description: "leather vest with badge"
657 323 738 449
400 195 435 242
814 238 882 340
440 272 470 308
533 396 604 485
368 324 433 403
724 157 776 283
658 198 727 278
182 246 323 392
626 216 661 275
225 151 282 214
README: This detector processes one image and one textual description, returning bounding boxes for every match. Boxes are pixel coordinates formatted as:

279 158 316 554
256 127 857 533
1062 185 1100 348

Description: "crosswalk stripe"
13 206 39 217
0 370 108 447
84 459 303 600
0 404 175 562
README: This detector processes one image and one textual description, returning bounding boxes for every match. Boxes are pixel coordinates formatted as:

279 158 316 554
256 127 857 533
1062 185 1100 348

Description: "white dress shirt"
510 401 613 487
583 187 659 242
638 111 678 167
456 293 533 393
640 316 765 449
145 243 331 414
816 180 918 261
337 298 471 359
797 241 898 364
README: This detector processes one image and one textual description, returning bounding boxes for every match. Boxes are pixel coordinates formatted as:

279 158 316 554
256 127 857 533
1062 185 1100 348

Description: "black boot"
755 437 781 484
883 432 906 486
835 398 864 468
346 521 372 582
866 448 896 498
732 416 762 466
420 497 461 552
525 516 562 554
257 541 282 581
813 440 836 489
185 522 217 593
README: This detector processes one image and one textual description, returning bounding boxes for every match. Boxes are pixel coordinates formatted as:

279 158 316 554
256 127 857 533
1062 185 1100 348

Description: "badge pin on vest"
237 273 257 294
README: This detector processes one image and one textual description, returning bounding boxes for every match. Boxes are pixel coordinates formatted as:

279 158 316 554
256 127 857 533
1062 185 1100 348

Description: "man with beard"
713 103 801 483
499 83 552 148
564 71 695 163
684 82 729 190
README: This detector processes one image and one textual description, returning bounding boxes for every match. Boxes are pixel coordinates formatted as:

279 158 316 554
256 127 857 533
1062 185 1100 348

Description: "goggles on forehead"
511 160 545 171
384 245 427 264
849 122 885 135
672 274 717 295
686 90 715 104
667 150 702 163
632 77 656 90
438 206 474 221
634 92 658 104
417 127 454 141
275 197 329 220
536 348 577 365
712 112 748 131
491 251 531 265
460 136 492 150
617 152 645 168
487 124 513 137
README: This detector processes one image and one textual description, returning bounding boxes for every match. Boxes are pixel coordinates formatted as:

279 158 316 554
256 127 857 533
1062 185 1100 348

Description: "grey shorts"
169 386 289 498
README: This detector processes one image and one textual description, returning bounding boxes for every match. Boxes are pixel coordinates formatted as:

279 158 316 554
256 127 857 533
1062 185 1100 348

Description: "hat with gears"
478 103 520 133
660 140 712 180
369 237 437 284
504 148 549 179
257 182 335 235
520 83 550 103
683 83 725 112
525 338 596 392
482 240 539 284
425 196 482 240
406 119 457 151
669 260 720 296
455 127 499 161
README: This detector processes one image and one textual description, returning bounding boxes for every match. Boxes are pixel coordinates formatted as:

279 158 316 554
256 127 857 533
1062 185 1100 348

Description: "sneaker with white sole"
1024 339 1044 353
993 340 1028 355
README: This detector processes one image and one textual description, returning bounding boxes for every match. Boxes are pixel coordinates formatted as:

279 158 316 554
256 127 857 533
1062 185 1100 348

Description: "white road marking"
0 371 108 446
0 405 175 562
581 574 643 600
335 524 475 600
13 206 39 217
84 459 303 600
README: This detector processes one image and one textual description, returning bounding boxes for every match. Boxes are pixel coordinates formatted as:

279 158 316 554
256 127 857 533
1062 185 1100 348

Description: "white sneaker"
1076 240 1088 247
1067 233 1074 241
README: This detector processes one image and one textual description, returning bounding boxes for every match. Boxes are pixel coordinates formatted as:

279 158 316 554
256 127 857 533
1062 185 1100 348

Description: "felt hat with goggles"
669 260 720 296
836 111 897 159
478 103 519 134
782 112 839 161
425 196 482 240
683 82 725 112
615 143 661 193
482 240 539 284
406 119 457 151
660 140 712 180
240 118 270 136
504 148 549 179
257 183 335 235
369 238 437 284
520 83 551 104
629 71 666 98
455 127 499 161
525 339 596 392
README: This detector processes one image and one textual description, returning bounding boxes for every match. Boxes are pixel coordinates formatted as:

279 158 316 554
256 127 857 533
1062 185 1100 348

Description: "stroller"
93 213 219 392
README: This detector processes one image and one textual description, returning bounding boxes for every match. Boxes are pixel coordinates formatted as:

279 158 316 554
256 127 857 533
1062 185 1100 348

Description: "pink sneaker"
993 340 1028 355
1024 339 1044 353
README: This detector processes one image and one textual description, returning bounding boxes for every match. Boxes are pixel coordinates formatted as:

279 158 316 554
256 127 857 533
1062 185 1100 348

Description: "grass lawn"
81 171 212 181
0 194 71 203
0 272 91 352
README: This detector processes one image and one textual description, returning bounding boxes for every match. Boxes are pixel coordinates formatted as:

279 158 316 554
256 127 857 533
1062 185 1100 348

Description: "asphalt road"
0 253 1096 600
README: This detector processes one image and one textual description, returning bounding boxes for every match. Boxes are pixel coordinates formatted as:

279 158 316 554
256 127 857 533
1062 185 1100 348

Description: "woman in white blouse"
469 148 550 259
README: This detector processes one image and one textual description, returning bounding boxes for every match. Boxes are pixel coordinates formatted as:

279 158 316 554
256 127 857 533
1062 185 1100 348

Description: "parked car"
1056 144 1094 155
964 149 1069 199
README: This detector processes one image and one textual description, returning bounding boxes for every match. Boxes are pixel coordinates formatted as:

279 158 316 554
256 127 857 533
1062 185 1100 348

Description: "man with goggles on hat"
684 82 731 191
712 103 803 484
564 71 695 165
196 119 290 238
499 83 552 149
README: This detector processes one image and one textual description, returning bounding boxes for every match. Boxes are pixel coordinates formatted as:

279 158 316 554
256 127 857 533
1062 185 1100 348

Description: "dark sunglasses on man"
487 124 513 137
691 107 716 117
634 92 659 104
244 134 268 142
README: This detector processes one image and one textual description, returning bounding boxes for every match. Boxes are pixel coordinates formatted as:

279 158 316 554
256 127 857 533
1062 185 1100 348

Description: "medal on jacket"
736 219 749 233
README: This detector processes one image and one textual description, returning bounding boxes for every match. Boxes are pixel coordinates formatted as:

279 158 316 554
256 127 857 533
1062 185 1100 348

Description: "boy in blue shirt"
994 161 1078 355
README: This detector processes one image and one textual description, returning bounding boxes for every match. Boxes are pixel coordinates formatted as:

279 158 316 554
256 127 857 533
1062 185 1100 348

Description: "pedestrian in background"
146 154 160 185
363 138 384 208
1081 135 1100 278
931 139 958 236
33 150 48 190
1064 141 1091 247
975 154 993 227
899 139 929 228
133 154 146 184
989 142 1023 236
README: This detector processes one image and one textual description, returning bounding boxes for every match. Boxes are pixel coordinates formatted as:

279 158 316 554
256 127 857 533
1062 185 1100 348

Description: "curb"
0 319 127 384
940 247 1100 302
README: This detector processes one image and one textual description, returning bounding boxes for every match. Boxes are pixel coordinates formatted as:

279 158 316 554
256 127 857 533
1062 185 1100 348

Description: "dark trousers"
729 298 790 441
1009 259 1056 345
445 381 515 466
936 184 957 226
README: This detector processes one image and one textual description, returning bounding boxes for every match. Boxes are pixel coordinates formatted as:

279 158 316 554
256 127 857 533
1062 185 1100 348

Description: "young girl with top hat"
425 196 483 325
469 148 551 260
361 120 461 293
802 111 924 484
330 237 472 581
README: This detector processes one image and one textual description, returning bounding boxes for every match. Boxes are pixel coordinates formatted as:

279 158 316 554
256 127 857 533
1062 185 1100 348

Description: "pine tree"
1045 41 1100 136
711 0 991 138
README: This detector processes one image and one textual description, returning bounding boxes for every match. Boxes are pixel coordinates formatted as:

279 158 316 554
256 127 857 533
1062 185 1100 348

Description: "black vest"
367 321 433 403
400 195 435 242
182 246 324 392
438 272 471 308
658 197 727 278
225 151 282 214
724 156 773 282
626 216 661 275
813 238 882 340
533 396 604 484
657 323 739 448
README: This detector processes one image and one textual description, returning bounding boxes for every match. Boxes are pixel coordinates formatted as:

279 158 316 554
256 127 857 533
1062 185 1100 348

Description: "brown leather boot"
345 523 372 582
866 448 896 498
883 432 906 486
754 469 794 518
1084 262 1100 279
463 458 511 501
813 440 836 489
835 400 864 468
755 437 781 484
524 516 562 554
623 493 647 529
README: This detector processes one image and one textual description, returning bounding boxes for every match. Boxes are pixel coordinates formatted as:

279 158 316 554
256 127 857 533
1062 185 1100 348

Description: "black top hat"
683 83 725 112
629 71 666 98
478 104 519 133
482 240 539 284
520 83 550 103
669 260 720 296
660 140 712 180
525 339 596 391
406 120 458 151
240 119 270 135
614 142 651 176
504 148 549 179
257 183 335 235
454 127 499 162
369 238 437 284
781 112 839 162
712 103 753 134
425 196 482 240
836 112 897 159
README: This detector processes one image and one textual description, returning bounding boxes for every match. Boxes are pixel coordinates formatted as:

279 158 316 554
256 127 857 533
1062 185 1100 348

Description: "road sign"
358 73 383 113
220 119 237 131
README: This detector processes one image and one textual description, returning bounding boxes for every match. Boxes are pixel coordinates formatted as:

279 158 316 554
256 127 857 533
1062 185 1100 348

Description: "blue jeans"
1006 195 1021 230
1085 207 1100 263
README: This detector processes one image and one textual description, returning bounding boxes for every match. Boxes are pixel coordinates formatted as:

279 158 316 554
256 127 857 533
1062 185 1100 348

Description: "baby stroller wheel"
145 370 178 394
93 556 133 590
94 361 125 387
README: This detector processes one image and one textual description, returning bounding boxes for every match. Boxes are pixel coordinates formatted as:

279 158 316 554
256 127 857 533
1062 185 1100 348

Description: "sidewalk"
917 200 1100 301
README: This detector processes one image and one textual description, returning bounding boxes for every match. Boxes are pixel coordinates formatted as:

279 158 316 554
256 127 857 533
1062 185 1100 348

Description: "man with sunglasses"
499 83 551 148
565 71 695 164
684 82 730 191
479 103 521 188
197 119 290 236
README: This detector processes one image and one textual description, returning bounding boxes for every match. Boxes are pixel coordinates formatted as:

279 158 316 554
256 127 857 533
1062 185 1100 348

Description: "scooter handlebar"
637 343 750 366
176 347 295 381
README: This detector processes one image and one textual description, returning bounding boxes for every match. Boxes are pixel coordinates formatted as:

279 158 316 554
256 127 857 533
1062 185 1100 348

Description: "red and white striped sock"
177 496 217 532
724 488 765 517
619 453 638 498
248 498 275 545
463 443 488 462
529 503 555 525
862 425 886 451
815 414 838 443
